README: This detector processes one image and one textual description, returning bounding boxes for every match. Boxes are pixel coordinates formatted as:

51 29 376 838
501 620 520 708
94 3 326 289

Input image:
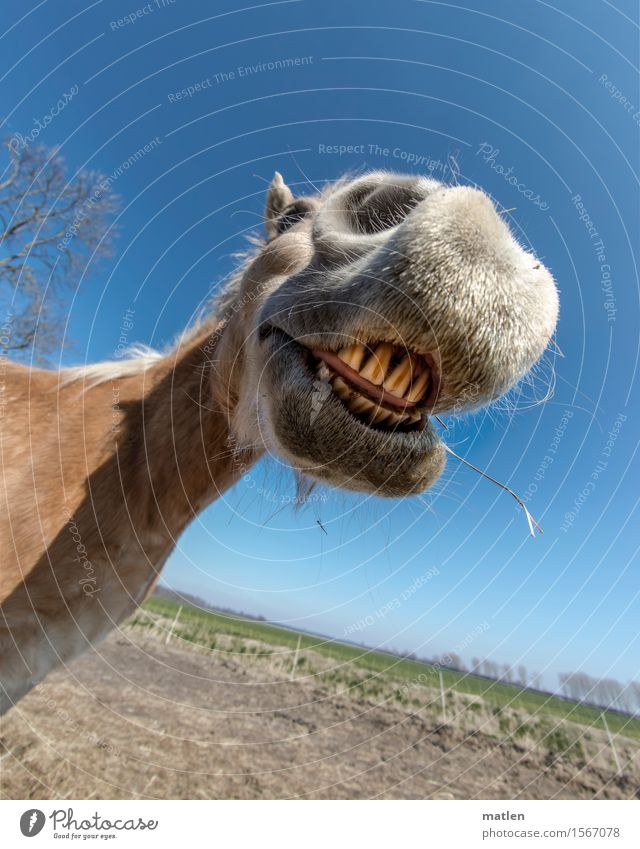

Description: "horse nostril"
311 173 436 264
350 183 426 235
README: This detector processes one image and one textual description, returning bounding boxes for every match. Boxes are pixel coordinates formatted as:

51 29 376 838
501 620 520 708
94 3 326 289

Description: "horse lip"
310 347 441 411
261 327 443 477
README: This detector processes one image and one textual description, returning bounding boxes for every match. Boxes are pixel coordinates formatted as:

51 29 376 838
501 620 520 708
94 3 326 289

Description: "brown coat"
0 325 258 712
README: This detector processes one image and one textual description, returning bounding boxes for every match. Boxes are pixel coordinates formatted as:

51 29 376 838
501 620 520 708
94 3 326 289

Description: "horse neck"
118 319 260 537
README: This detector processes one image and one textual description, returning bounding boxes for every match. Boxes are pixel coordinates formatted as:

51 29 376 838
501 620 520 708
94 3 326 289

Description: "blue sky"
2 0 638 689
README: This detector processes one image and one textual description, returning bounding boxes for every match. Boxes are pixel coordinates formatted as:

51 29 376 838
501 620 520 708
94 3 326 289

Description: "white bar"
290 633 302 680
602 711 623 776
1 800 638 847
164 604 182 644
439 668 447 720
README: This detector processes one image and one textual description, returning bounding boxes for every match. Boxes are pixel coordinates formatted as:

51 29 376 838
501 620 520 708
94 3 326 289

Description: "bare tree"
616 681 637 714
500 664 514 684
439 652 466 671
516 664 529 687
595 678 624 711
559 671 594 702
481 659 500 679
0 137 119 357
558 672 571 697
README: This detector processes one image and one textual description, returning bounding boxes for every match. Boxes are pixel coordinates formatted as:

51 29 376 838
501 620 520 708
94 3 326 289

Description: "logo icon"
20 809 45 837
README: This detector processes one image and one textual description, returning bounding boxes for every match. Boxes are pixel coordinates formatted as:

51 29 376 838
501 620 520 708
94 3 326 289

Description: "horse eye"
277 201 312 233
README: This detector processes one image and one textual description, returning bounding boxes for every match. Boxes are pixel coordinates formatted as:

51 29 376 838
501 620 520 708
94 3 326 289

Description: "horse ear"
264 172 294 239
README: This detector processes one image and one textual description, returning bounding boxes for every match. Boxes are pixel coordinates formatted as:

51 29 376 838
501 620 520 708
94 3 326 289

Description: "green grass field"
138 595 640 740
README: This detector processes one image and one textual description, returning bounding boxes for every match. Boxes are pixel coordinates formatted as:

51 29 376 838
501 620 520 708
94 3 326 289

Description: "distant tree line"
462 657 543 689
435 655 639 716
398 652 545 689
153 585 267 621
558 671 640 715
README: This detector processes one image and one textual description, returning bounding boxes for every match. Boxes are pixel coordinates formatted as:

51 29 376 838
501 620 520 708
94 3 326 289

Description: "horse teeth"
347 394 375 414
383 354 413 396
331 375 351 400
338 342 366 371
315 341 431 431
406 369 431 402
317 362 332 381
386 410 408 426
359 342 393 384
368 406 390 424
